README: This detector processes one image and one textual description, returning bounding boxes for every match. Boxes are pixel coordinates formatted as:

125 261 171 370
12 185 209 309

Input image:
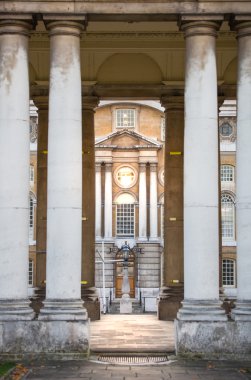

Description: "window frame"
115 108 136 129
222 259 236 288
221 193 235 241
221 164 234 182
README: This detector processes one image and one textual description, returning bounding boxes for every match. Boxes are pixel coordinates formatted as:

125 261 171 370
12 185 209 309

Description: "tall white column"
232 20 251 321
138 163 147 241
149 163 158 240
0 19 34 320
39 20 86 320
95 163 102 239
104 163 113 239
178 20 227 321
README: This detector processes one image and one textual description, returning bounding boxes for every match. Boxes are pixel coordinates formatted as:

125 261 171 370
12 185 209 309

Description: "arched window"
29 259 34 286
221 193 235 240
222 259 236 287
221 165 234 182
29 193 36 243
115 193 135 238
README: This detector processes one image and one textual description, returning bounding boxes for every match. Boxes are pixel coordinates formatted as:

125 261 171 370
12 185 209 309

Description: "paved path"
24 359 251 379
90 314 175 353
21 315 251 379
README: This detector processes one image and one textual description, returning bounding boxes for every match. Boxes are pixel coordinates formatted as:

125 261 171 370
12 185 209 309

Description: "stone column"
39 20 86 320
232 20 251 321
138 163 147 241
81 96 100 320
95 163 102 239
0 19 34 320
33 96 48 289
177 20 227 321
104 163 113 240
149 163 158 240
158 96 184 320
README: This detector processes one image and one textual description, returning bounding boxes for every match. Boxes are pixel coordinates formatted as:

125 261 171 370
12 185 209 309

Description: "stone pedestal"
120 295 133 314
175 320 251 360
0 320 89 360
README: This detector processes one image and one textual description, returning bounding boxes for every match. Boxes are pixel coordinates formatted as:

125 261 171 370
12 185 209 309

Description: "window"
222 259 235 287
29 194 36 243
220 122 233 137
115 166 137 189
221 194 235 240
161 117 165 141
30 165 34 183
116 109 135 128
29 259 34 286
115 193 135 238
221 165 234 182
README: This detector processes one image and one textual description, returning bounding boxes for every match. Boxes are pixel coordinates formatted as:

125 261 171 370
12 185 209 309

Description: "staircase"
109 299 143 314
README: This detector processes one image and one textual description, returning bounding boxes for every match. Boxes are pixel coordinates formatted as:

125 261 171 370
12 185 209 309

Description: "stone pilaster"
158 96 184 320
231 20 251 321
39 20 87 321
0 18 35 320
138 163 147 241
81 96 100 320
149 163 158 241
95 163 102 240
104 163 113 240
177 19 227 321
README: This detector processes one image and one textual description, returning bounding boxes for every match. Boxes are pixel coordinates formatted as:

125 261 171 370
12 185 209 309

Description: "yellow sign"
81 281 88 285
170 152 182 155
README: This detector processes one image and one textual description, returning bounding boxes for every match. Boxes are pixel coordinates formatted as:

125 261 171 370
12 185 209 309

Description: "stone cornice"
1 2 251 17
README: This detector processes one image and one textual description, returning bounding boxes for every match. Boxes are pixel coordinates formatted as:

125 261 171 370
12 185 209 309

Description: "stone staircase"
108 299 144 314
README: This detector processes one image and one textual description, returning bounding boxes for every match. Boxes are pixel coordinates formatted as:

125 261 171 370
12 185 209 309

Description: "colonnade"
0 14 251 356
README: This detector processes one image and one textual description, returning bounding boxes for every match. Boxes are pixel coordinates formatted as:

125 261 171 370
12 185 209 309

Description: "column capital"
95 163 102 172
230 18 251 38
179 17 223 38
44 16 86 37
105 162 113 172
150 163 158 172
139 162 147 172
82 96 99 111
0 17 34 36
161 96 184 111
33 96 49 111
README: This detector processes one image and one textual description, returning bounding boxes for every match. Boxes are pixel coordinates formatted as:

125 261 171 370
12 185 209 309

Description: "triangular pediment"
95 129 162 150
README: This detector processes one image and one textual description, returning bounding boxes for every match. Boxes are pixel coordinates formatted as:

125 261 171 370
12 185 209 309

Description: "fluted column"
177 20 227 321
33 95 48 289
149 163 158 240
158 96 184 320
138 163 147 241
231 20 251 321
39 20 86 320
95 163 102 239
104 163 113 240
0 19 34 320
81 96 100 320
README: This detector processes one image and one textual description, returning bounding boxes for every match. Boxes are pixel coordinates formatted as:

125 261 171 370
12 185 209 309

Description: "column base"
175 319 251 360
232 301 251 321
0 319 89 360
157 286 183 320
39 299 88 321
177 300 227 321
0 299 35 321
81 286 100 321
137 237 148 243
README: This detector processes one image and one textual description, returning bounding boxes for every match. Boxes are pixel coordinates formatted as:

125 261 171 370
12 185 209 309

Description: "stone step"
109 300 144 314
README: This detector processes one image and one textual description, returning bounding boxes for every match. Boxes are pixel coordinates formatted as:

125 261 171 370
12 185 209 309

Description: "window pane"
116 109 135 128
222 259 235 287
116 204 135 237
221 194 235 239
221 165 234 182
29 259 33 286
